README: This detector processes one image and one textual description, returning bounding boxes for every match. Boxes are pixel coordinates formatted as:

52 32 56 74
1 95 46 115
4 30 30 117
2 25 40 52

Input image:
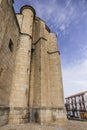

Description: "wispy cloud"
14 0 87 37
22 0 87 38
62 58 87 97
62 39 87 97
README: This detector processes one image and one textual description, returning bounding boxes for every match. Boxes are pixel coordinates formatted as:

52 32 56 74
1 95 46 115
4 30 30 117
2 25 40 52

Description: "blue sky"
14 0 87 97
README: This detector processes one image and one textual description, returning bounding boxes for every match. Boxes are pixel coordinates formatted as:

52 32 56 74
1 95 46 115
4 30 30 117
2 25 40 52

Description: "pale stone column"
30 18 52 124
48 34 66 122
9 6 35 124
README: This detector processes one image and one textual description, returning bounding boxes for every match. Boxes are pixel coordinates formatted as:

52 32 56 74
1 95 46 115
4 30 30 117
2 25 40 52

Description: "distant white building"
65 91 87 119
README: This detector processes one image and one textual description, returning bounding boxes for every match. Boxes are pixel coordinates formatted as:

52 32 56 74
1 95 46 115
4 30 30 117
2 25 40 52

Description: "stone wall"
0 0 19 126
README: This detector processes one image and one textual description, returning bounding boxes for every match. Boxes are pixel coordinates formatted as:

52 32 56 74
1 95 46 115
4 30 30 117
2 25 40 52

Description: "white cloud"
29 0 80 37
14 0 87 36
59 24 66 31
62 58 87 98
65 0 71 8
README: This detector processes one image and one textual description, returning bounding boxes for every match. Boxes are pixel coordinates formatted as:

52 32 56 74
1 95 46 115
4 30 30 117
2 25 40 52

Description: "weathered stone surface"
0 107 9 126
1 121 87 130
0 0 66 126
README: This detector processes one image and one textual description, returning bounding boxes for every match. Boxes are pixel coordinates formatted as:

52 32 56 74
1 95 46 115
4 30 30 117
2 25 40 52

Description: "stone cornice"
33 37 47 45
20 32 32 39
35 17 51 33
45 24 50 33
47 51 60 55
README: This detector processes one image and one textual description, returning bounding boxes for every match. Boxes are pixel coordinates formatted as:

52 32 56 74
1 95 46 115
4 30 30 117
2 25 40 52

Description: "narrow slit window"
9 39 14 52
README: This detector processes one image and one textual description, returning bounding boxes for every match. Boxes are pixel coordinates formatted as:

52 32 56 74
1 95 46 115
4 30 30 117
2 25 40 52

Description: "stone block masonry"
0 0 66 126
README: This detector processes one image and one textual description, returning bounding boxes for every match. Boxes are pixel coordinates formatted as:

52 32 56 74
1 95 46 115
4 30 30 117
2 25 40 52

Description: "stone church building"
0 0 66 126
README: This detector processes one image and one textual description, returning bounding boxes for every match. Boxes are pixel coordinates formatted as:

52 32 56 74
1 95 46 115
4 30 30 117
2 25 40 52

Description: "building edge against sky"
0 0 66 126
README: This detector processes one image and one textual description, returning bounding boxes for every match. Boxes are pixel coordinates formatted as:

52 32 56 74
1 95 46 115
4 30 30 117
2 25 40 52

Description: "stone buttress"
29 17 66 124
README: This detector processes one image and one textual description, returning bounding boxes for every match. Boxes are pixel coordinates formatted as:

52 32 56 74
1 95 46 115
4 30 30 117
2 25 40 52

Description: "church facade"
0 0 66 126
